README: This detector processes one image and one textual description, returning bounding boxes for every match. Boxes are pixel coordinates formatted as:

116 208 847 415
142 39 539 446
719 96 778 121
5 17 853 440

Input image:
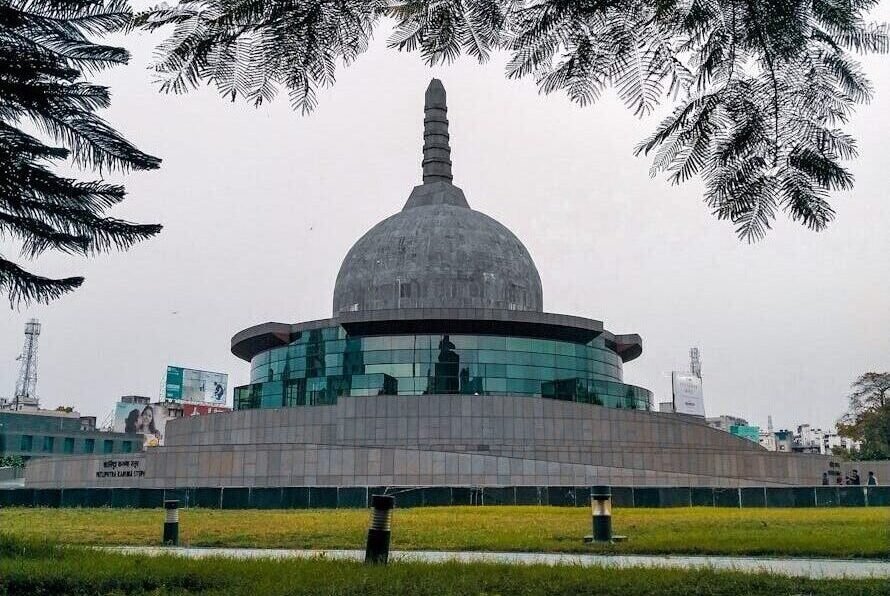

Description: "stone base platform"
24 395 850 489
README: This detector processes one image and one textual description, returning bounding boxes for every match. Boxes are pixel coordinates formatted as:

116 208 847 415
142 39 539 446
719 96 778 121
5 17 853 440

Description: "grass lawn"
0 536 887 596
0 506 887 558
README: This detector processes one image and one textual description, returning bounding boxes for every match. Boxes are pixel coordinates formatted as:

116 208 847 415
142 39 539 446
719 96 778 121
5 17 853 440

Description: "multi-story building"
0 409 141 461
0 396 39 412
729 424 760 443
750 423 861 455
773 430 794 452
754 424 862 455
706 415 748 432
822 431 860 454
792 424 824 453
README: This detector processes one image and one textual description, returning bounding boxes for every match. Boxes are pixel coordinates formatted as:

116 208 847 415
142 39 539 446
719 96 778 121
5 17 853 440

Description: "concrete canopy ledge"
603 332 644 363
231 319 334 361
232 309 643 363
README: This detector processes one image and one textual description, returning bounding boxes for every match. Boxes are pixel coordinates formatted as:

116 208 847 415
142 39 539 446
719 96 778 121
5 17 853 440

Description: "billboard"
182 403 230 416
165 366 228 405
672 372 705 417
113 402 169 448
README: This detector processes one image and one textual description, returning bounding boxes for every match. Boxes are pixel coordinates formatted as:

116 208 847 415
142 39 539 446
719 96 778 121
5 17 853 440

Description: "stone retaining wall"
25 395 841 488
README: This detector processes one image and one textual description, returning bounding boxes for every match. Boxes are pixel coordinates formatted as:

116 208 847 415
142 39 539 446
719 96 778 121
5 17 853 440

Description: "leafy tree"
838 372 890 460
135 0 888 241
1 0 161 307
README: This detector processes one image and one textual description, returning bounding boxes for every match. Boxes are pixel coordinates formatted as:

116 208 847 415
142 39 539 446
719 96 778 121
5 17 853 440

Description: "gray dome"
333 78 543 315
333 183 542 314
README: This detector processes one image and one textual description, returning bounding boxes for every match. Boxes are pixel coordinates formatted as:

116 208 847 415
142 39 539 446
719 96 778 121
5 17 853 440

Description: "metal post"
591 486 612 542
365 494 394 564
163 499 180 546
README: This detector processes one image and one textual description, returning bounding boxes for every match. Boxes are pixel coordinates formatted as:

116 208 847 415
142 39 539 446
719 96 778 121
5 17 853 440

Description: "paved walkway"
104 546 890 579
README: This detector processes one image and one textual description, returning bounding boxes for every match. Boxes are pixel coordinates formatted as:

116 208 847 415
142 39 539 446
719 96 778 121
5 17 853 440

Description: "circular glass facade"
234 326 651 411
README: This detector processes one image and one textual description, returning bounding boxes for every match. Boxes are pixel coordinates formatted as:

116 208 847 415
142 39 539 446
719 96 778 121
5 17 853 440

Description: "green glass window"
103 439 114 454
83 438 95 453
121 441 133 453
260 380 284 408
63 437 75 454
477 336 506 350
42 436 54 453
367 336 394 350
20 434 33 451
239 326 650 411
390 336 415 349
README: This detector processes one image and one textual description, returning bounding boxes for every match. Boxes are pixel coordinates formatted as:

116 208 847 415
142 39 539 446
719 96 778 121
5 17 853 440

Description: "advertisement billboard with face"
672 372 705 417
165 366 228 405
113 402 168 448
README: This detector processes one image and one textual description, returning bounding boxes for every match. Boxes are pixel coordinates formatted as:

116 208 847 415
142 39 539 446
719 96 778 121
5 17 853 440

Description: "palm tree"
1 0 161 307
136 0 887 241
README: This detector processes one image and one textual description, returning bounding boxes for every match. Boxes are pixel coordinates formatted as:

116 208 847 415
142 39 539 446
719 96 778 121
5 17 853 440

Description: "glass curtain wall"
234 326 651 411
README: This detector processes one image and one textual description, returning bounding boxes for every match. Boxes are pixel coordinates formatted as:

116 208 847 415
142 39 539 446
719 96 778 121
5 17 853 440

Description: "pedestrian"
837 474 844 485
851 469 861 485
867 471 878 486
822 472 830 485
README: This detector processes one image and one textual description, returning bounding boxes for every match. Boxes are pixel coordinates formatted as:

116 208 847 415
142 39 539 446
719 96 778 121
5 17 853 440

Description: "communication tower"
689 347 702 379
14 318 41 411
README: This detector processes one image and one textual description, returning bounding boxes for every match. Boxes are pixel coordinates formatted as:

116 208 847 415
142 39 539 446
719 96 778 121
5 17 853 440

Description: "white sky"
2 6 889 430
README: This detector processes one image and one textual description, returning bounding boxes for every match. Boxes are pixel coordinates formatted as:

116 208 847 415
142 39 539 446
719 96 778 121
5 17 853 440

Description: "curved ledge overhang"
231 319 332 361
232 309 642 364
604 332 644 363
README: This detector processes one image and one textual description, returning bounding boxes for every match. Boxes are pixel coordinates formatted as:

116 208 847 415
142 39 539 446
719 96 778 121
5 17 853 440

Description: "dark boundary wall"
1 486 888 509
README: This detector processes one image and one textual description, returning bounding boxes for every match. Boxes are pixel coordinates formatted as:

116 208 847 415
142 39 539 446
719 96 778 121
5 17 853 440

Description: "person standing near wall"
867 471 878 486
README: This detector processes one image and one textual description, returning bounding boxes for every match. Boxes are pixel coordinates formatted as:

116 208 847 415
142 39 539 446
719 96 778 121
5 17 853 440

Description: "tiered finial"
422 79 453 184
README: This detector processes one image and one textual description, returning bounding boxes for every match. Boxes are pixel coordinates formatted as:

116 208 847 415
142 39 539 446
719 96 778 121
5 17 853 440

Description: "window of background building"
63 437 75 454
83 438 94 454
103 439 113 454
42 436 54 453
20 434 33 452
121 441 132 453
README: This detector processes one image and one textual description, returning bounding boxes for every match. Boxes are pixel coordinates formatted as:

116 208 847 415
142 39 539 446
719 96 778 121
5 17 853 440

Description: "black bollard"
365 494 395 564
163 499 180 546
591 486 612 542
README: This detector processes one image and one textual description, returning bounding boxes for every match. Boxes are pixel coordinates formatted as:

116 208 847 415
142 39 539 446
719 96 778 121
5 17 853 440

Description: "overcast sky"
2 6 889 430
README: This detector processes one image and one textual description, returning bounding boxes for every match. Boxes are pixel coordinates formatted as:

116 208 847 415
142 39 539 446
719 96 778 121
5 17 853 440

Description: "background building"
751 423 861 455
707 415 748 432
729 424 760 443
0 409 140 461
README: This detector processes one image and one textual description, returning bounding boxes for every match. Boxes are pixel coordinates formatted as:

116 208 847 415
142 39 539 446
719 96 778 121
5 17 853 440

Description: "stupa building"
26 81 834 490
230 80 650 411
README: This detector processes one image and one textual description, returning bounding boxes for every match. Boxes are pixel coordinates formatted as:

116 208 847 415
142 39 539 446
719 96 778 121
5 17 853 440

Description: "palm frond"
0 254 84 308
1 0 161 306
133 0 888 241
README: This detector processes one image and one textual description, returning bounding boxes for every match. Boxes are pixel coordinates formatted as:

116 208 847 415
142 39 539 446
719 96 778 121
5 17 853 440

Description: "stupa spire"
422 79 453 184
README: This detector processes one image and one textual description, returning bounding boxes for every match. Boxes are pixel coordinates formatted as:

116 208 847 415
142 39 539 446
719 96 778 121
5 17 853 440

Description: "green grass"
0 535 886 596
1 506 888 559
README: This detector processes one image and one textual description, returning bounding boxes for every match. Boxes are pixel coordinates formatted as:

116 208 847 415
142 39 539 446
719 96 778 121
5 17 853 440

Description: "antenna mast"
14 318 41 411
689 347 701 379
